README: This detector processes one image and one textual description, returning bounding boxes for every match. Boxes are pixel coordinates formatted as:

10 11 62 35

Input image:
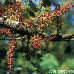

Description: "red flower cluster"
0 29 11 35
13 1 24 22
0 1 25 37
31 35 56 50
34 3 74 31
31 34 42 50
26 20 34 28
36 14 46 30
35 3 74 29
7 35 17 73
0 1 25 22
47 3 74 20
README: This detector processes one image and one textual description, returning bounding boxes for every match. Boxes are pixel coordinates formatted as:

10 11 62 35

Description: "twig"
0 33 74 40
34 0 43 24
0 36 25 40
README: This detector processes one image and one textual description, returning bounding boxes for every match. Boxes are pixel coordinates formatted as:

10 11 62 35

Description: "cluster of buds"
13 1 24 22
34 3 74 31
0 1 25 36
51 4 64 32
25 20 34 28
0 1 25 22
36 14 46 30
7 35 17 73
35 3 74 29
47 3 74 19
31 35 56 50
0 29 11 35
31 34 42 50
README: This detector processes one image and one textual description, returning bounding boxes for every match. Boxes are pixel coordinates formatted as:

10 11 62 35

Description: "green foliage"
39 54 59 74
40 54 59 69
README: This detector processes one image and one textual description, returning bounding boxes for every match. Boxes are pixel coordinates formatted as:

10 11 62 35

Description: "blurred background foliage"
0 0 74 74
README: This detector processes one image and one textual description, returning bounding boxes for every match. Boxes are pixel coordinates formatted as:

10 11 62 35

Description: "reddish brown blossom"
7 35 17 73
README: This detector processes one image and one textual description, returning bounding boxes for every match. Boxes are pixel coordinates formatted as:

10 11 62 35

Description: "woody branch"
0 16 49 37
0 16 74 41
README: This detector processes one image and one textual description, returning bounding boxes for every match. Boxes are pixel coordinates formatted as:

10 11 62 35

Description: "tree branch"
0 16 49 37
0 36 26 40
0 33 74 41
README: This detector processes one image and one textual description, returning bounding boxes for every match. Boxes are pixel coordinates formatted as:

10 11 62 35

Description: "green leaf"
40 53 59 70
